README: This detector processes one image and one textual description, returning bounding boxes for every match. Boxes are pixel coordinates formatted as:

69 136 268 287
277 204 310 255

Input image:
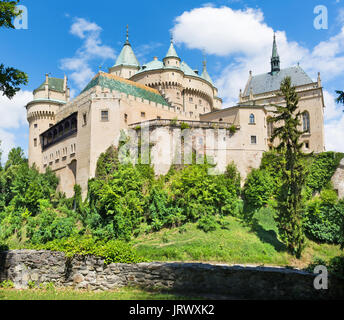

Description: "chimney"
63 74 67 92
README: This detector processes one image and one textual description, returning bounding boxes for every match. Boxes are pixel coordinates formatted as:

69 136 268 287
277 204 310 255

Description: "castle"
26 32 325 198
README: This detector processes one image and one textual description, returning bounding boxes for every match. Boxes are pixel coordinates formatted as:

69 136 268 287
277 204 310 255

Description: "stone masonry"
1 250 343 299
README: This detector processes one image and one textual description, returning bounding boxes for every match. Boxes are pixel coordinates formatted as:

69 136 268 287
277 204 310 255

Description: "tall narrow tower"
271 33 280 74
26 74 69 170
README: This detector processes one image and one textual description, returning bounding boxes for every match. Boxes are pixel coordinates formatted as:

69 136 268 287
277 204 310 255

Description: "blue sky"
1 0 344 162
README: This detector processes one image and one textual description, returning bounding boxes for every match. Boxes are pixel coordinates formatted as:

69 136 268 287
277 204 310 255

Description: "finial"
125 24 129 45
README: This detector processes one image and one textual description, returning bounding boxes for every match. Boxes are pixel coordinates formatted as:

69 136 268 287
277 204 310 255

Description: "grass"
0 286 197 300
131 209 343 269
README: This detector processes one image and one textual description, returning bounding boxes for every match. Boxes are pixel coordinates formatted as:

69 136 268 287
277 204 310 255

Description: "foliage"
242 169 275 220
0 280 14 289
304 152 344 198
180 122 190 130
26 200 78 244
0 0 21 28
269 77 307 258
304 191 344 244
88 163 149 241
197 215 218 232
36 235 146 265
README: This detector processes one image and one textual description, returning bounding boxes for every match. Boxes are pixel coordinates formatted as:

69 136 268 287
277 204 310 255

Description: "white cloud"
0 90 31 162
172 5 344 151
60 17 116 91
0 90 32 129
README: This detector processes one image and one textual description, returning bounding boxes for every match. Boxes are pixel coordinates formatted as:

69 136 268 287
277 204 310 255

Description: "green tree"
335 90 344 110
0 0 28 98
268 76 307 258
4 146 25 169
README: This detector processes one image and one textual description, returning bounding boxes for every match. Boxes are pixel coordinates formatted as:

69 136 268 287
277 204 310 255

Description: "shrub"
0 280 14 289
197 215 218 232
37 236 146 265
304 192 344 244
242 169 275 220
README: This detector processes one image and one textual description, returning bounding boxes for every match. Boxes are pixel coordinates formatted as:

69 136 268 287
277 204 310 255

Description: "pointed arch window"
303 111 310 133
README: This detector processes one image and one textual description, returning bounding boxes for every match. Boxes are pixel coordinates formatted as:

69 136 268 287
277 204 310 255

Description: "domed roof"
140 58 164 72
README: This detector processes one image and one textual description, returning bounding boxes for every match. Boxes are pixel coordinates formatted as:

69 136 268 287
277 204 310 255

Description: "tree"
335 90 344 109
5 146 26 169
268 76 307 258
0 0 28 99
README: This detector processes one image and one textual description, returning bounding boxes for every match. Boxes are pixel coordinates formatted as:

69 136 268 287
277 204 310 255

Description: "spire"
165 37 179 59
112 25 140 68
201 55 213 86
271 32 280 74
125 24 129 45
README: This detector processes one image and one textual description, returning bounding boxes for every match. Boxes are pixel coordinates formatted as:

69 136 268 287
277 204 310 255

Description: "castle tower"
163 38 181 68
109 25 140 79
26 74 69 170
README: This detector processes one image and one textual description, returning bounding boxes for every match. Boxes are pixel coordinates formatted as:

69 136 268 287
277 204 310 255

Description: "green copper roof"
35 77 65 93
180 61 199 77
165 41 179 59
113 43 140 68
81 72 169 106
140 59 164 72
201 61 214 86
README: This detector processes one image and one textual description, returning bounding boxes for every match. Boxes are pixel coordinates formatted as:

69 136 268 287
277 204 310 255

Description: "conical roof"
201 60 214 86
113 42 140 68
165 40 180 59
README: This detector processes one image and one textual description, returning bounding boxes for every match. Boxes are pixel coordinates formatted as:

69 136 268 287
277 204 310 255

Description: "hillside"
132 211 342 269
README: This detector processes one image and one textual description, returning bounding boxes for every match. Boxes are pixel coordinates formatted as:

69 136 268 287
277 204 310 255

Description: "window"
195 105 197 110
124 113 128 123
101 110 109 121
251 136 257 144
34 124 38 128
305 141 310 149
303 112 310 133
219 118 223 122
141 112 146 118
189 97 193 103
249 114 255 124
157 116 161 120
83 113 87 126
267 118 274 137
34 138 37 147
49 124 53 128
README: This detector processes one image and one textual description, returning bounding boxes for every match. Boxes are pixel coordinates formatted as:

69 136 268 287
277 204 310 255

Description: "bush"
197 215 218 233
37 236 146 265
304 191 344 244
242 169 275 220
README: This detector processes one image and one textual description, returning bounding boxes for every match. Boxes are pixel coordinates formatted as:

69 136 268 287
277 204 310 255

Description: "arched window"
249 113 255 124
303 112 310 133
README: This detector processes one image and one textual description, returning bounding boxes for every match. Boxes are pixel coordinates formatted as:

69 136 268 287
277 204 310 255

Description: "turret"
163 38 181 68
26 74 68 170
109 25 140 79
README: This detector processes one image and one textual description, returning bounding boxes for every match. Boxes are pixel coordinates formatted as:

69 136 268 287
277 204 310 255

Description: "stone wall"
1 250 343 299
332 158 344 199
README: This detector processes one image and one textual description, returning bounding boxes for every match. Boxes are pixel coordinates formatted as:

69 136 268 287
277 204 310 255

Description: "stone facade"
1 250 343 299
332 158 344 199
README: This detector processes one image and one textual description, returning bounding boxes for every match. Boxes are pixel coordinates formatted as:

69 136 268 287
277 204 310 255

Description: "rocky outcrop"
1 250 343 299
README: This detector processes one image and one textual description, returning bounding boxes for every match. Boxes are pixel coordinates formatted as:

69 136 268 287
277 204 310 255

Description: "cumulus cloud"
60 17 116 91
0 91 31 162
171 5 344 152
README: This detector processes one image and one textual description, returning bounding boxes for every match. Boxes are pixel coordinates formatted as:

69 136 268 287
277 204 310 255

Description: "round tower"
26 74 69 170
